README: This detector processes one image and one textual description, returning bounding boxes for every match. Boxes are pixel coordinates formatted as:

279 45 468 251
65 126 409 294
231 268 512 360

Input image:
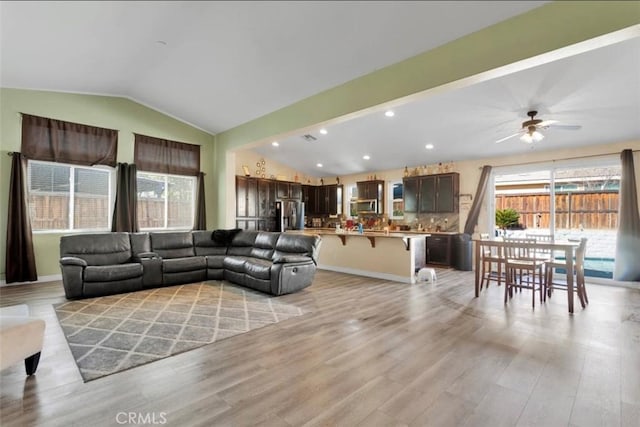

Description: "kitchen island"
286 229 430 284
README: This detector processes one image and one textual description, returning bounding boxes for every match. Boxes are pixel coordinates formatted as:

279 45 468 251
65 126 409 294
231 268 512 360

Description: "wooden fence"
29 195 192 230
495 191 619 229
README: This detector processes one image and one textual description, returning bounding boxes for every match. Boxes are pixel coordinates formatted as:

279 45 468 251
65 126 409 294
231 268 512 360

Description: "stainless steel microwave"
355 199 378 213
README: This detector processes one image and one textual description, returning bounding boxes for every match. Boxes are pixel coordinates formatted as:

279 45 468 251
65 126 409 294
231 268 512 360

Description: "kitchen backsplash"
402 212 459 232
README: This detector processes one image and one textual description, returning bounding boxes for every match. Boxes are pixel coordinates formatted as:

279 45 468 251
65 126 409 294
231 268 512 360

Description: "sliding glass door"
492 157 620 278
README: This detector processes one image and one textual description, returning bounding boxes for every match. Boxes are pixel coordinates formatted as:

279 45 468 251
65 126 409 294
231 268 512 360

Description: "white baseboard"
317 264 413 284
0 274 62 287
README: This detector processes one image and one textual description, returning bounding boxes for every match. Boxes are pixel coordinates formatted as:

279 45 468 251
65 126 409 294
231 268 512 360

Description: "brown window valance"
134 134 200 176
21 114 117 167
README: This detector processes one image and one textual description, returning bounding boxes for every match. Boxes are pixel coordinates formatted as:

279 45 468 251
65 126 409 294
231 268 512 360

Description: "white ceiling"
2 1 639 178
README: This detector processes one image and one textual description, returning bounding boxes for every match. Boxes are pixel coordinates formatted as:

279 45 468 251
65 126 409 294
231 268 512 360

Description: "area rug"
54 282 306 382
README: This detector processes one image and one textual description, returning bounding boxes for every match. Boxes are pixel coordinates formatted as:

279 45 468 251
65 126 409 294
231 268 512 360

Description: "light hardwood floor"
1 269 639 427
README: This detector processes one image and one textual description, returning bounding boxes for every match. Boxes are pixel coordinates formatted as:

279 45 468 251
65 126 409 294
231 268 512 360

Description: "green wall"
213 1 640 228
0 88 215 280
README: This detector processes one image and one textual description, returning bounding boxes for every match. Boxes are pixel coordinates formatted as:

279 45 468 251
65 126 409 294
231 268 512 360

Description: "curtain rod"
479 149 640 169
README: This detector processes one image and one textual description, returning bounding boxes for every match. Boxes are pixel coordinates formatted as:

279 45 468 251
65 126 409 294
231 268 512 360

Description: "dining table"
473 238 581 313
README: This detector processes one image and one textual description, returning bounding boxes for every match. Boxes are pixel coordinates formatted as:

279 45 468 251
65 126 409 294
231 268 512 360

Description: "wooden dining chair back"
479 240 504 289
526 233 554 260
545 237 588 308
503 238 546 308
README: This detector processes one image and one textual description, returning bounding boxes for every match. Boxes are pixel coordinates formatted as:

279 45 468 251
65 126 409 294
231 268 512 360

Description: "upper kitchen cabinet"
402 177 419 213
276 181 302 199
236 175 258 218
357 180 384 200
309 184 343 215
258 179 277 218
356 179 384 214
403 172 459 213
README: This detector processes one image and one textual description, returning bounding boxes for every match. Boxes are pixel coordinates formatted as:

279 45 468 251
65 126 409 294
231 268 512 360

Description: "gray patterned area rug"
54 282 306 382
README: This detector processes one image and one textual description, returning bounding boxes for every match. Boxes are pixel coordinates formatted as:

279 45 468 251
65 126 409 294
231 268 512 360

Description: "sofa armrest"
60 257 88 267
273 255 312 264
59 258 86 299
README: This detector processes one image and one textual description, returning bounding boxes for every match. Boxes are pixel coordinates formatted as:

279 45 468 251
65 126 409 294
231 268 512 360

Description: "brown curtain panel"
5 152 38 283
21 114 117 166
111 163 139 233
134 134 200 176
463 165 492 236
194 172 207 230
614 149 640 281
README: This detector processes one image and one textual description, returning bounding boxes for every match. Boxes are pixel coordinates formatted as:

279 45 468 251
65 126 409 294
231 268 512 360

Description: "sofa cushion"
250 232 279 260
60 232 132 266
193 231 229 256
130 232 151 255
162 256 206 274
205 255 226 269
150 232 194 259
244 258 273 280
223 256 250 273
273 233 322 264
84 263 143 282
227 231 258 256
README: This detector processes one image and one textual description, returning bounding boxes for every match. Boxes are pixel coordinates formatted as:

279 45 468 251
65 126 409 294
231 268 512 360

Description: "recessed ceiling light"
425 144 434 150
363 155 370 160
271 141 279 147
385 110 395 117
316 163 323 168
319 128 328 135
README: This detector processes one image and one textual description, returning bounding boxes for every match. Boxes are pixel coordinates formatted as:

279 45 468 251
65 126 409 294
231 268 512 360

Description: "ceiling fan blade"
546 123 582 130
495 132 522 144
537 119 558 127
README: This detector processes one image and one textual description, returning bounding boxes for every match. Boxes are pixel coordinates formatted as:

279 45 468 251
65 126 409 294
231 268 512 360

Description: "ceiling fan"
495 110 582 144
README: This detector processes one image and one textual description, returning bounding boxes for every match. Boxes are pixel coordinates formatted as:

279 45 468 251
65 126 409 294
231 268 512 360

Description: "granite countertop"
302 227 458 235
289 229 430 239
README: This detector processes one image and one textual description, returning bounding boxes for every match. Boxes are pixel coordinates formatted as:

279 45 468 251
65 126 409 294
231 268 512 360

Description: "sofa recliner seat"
60 232 144 299
60 230 321 299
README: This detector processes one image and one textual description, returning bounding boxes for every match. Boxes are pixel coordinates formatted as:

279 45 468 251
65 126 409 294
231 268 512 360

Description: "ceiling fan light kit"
496 110 581 144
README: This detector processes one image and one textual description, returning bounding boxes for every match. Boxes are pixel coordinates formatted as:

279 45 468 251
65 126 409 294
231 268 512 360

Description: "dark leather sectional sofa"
59 230 321 299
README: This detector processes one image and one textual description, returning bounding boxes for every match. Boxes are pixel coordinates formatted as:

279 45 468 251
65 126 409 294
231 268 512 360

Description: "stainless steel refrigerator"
275 200 304 232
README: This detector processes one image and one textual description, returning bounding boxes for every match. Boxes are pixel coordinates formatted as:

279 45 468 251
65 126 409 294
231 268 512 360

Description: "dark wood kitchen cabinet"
257 179 276 218
235 176 258 218
402 177 419 213
302 184 343 215
276 181 301 199
237 176 299 232
357 180 384 200
403 172 459 214
302 185 318 214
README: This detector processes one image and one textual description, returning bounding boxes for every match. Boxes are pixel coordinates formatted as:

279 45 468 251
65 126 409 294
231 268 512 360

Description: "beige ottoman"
0 304 46 375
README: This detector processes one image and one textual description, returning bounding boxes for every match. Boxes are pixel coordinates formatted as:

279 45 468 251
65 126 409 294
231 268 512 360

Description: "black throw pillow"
212 228 243 245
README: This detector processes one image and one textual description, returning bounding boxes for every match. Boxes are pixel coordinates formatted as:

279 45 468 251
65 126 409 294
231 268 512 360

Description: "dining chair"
544 237 588 308
503 238 546 308
479 240 504 289
525 233 555 261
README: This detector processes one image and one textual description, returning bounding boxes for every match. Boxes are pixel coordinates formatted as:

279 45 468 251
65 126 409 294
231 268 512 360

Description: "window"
27 160 112 231
390 181 404 219
137 172 196 230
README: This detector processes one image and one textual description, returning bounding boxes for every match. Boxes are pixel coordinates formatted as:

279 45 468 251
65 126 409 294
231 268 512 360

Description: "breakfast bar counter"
286 230 430 284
